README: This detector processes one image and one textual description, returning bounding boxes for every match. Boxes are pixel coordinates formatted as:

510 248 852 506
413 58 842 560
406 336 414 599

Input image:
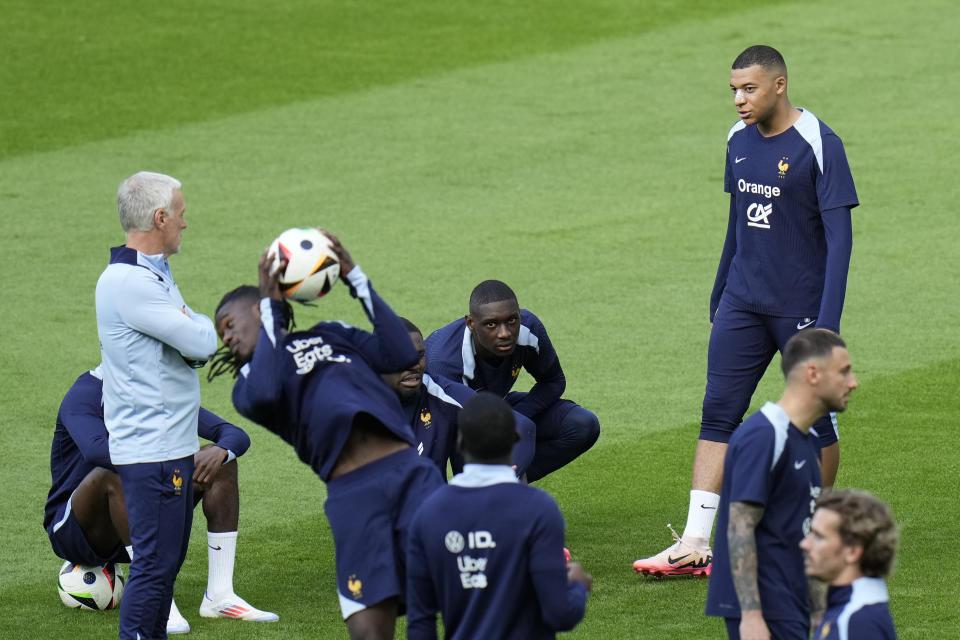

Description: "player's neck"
829 566 865 588
757 102 801 137
775 391 823 434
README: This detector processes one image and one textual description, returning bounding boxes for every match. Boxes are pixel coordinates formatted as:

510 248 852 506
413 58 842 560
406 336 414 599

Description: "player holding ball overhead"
211 229 442 640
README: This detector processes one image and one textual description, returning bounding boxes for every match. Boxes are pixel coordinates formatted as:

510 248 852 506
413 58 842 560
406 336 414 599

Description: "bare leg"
819 442 839 489
199 459 239 532
71 467 130 554
345 598 398 640
691 439 728 494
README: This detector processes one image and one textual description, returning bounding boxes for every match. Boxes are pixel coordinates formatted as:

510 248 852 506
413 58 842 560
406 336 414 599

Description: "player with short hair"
706 329 858 640
379 318 536 479
96 171 218 639
800 490 898 639
406 392 592 639
424 280 599 482
211 231 442 640
635 44 859 578
45 367 277 633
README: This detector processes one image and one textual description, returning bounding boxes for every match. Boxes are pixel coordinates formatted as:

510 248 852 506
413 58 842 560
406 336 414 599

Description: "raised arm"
232 250 293 428
323 231 418 372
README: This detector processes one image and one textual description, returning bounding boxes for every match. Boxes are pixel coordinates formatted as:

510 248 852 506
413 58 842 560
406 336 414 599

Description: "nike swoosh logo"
796 319 815 330
735 156 747 163
700 504 717 510
794 460 806 470
667 553 691 564
208 545 222 551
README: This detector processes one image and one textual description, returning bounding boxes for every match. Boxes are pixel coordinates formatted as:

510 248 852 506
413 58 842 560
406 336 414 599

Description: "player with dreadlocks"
211 230 442 640
207 286 295 382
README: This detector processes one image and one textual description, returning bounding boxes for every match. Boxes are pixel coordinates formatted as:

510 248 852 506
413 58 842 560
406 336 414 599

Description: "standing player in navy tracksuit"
706 330 858 640
45 367 276 634
425 280 599 482
211 231 442 640
379 318 536 479
801 490 898 639
636 45 859 579
406 392 592 640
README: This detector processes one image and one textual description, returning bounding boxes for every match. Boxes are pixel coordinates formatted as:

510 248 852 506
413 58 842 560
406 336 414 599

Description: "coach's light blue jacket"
95 246 217 465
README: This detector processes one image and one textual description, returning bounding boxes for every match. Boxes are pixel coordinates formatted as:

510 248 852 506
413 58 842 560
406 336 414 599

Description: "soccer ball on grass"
268 227 340 301
57 561 124 610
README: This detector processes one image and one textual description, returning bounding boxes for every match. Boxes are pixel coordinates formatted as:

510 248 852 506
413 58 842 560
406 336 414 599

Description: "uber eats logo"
445 530 496 590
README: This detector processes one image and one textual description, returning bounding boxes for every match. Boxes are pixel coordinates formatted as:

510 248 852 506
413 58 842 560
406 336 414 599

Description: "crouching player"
45 366 277 635
212 231 442 640
380 318 536 480
425 280 600 482
406 392 591 639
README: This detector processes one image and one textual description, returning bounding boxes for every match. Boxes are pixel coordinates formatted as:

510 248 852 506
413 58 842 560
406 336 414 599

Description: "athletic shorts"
324 447 442 620
47 493 130 566
701 297 839 448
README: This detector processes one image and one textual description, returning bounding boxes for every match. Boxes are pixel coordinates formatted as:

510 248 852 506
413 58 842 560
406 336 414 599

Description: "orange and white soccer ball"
268 227 341 301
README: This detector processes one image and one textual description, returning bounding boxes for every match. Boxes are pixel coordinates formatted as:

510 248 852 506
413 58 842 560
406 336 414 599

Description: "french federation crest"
347 574 363 599
777 156 790 178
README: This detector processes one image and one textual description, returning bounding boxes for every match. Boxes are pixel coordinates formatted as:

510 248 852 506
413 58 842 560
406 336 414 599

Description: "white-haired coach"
95 171 217 640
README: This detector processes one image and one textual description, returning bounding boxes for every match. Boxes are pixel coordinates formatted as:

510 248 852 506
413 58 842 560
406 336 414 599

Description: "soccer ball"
58 561 124 610
268 227 340 301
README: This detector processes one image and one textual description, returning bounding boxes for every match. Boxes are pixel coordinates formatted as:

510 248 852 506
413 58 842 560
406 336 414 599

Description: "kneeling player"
45 367 277 634
212 231 442 640
406 392 592 639
425 280 600 482
380 318 536 479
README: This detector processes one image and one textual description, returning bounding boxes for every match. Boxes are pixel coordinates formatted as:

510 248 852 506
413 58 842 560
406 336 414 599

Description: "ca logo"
746 202 773 229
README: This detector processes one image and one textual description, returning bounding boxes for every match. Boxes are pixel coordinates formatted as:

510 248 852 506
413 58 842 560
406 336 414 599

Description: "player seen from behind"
406 392 592 639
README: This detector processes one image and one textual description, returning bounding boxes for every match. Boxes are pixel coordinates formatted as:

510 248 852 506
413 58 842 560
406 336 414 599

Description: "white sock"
169 597 186 621
125 545 134 562
207 531 238 599
681 490 720 545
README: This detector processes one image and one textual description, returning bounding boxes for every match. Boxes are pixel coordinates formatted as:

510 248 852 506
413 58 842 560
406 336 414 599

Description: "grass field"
2 0 959 638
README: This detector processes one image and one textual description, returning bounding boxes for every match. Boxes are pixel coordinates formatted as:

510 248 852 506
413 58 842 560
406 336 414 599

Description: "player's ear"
153 207 166 230
775 75 787 95
842 542 864 567
464 314 474 333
